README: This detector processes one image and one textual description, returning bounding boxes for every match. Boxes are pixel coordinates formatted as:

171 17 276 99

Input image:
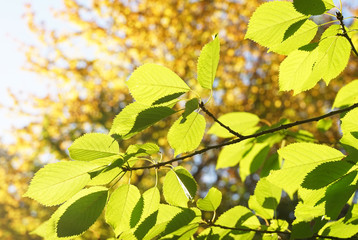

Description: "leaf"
197 35 220 89
68 133 120 161
126 63 190 104
110 102 175 140
197 187 222 211
279 44 320 94
239 142 270 181
212 205 261 239
182 98 199 120
208 112 260 138
143 205 200 240
167 111 206 156
87 159 124 186
270 19 318 55
317 118 332 131
216 139 253 169
341 108 358 149
105 184 141 236
163 166 197 207
254 178 281 210
325 171 358 219
293 0 329 15
333 79 358 108
248 196 274 220
319 219 358 238
266 143 345 198
56 187 108 237
313 25 351 85
245 1 308 53
126 143 160 157
24 161 104 206
301 160 354 190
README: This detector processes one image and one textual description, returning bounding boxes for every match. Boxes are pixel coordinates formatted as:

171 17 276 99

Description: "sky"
0 1 63 143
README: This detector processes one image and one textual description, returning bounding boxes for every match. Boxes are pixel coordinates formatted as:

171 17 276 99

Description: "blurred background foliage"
1 0 358 239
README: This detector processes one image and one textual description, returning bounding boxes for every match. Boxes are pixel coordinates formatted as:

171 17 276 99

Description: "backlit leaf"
163 166 197 207
245 1 308 53
293 0 331 15
68 133 120 161
333 80 358 108
127 63 190 104
197 35 220 89
105 184 141 236
24 161 104 206
167 112 206 156
216 139 253 169
208 112 259 138
56 187 108 237
197 187 222 211
267 143 345 198
341 108 358 149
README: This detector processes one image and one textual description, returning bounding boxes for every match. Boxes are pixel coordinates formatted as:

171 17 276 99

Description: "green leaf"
266 143 345 198
270 19 318 55
163 166 197 207
110 102 175 140
208 112 260 138
216 139 253 169
105 184 141 236
341 108 358 149
24 161 104 206
126 63 190 104
293 0 330 15
314 25 351 85
279 44 320 94
68 133 120 161
245 1 308 53
302 160 354 190
56 187 108 237
239 142 270 181
325 171 358 219
182 98 199 120
143 205 200 240
212 205 261 239
254 178 281 211
319 219 358 238
87 159 124 186
333 80 358 108
248 196 274 220
291 220 314 239
197 35 220 89
317 118 332 132
167 112 206 156
126 143 160 157
141 187 160 222
197 187 222 211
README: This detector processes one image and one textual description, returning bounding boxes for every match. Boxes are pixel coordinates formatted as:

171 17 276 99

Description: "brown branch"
337 12 358 56
207 223 358 240
199 101 244 138
127 102 358 171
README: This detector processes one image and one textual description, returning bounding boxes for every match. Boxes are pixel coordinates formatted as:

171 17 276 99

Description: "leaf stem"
336 11 358 56
199 101 244 138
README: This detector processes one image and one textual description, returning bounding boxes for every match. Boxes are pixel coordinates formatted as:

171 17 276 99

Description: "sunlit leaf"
24 161 104 206
56 187 108 237
68 133 120 161
182 98 199 119
197 35 220 89
216 139 253 169
341 108 358 149
208 112 259 138
293 0 332 15
333 80 358 108
163 166 197 207
197 187 222 211
127 63 190 104
105 184 141 236
245 1 308 53
167 111 206 156
267 143 345 198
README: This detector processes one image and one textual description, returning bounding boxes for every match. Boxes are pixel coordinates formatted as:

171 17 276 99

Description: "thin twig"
199 101 244 138
336 11 358 56
128 102 358 171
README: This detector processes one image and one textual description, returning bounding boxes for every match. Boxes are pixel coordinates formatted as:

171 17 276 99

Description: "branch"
126 103 358 171
199 101 244 138
207 223 358 240
337 12 358 56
